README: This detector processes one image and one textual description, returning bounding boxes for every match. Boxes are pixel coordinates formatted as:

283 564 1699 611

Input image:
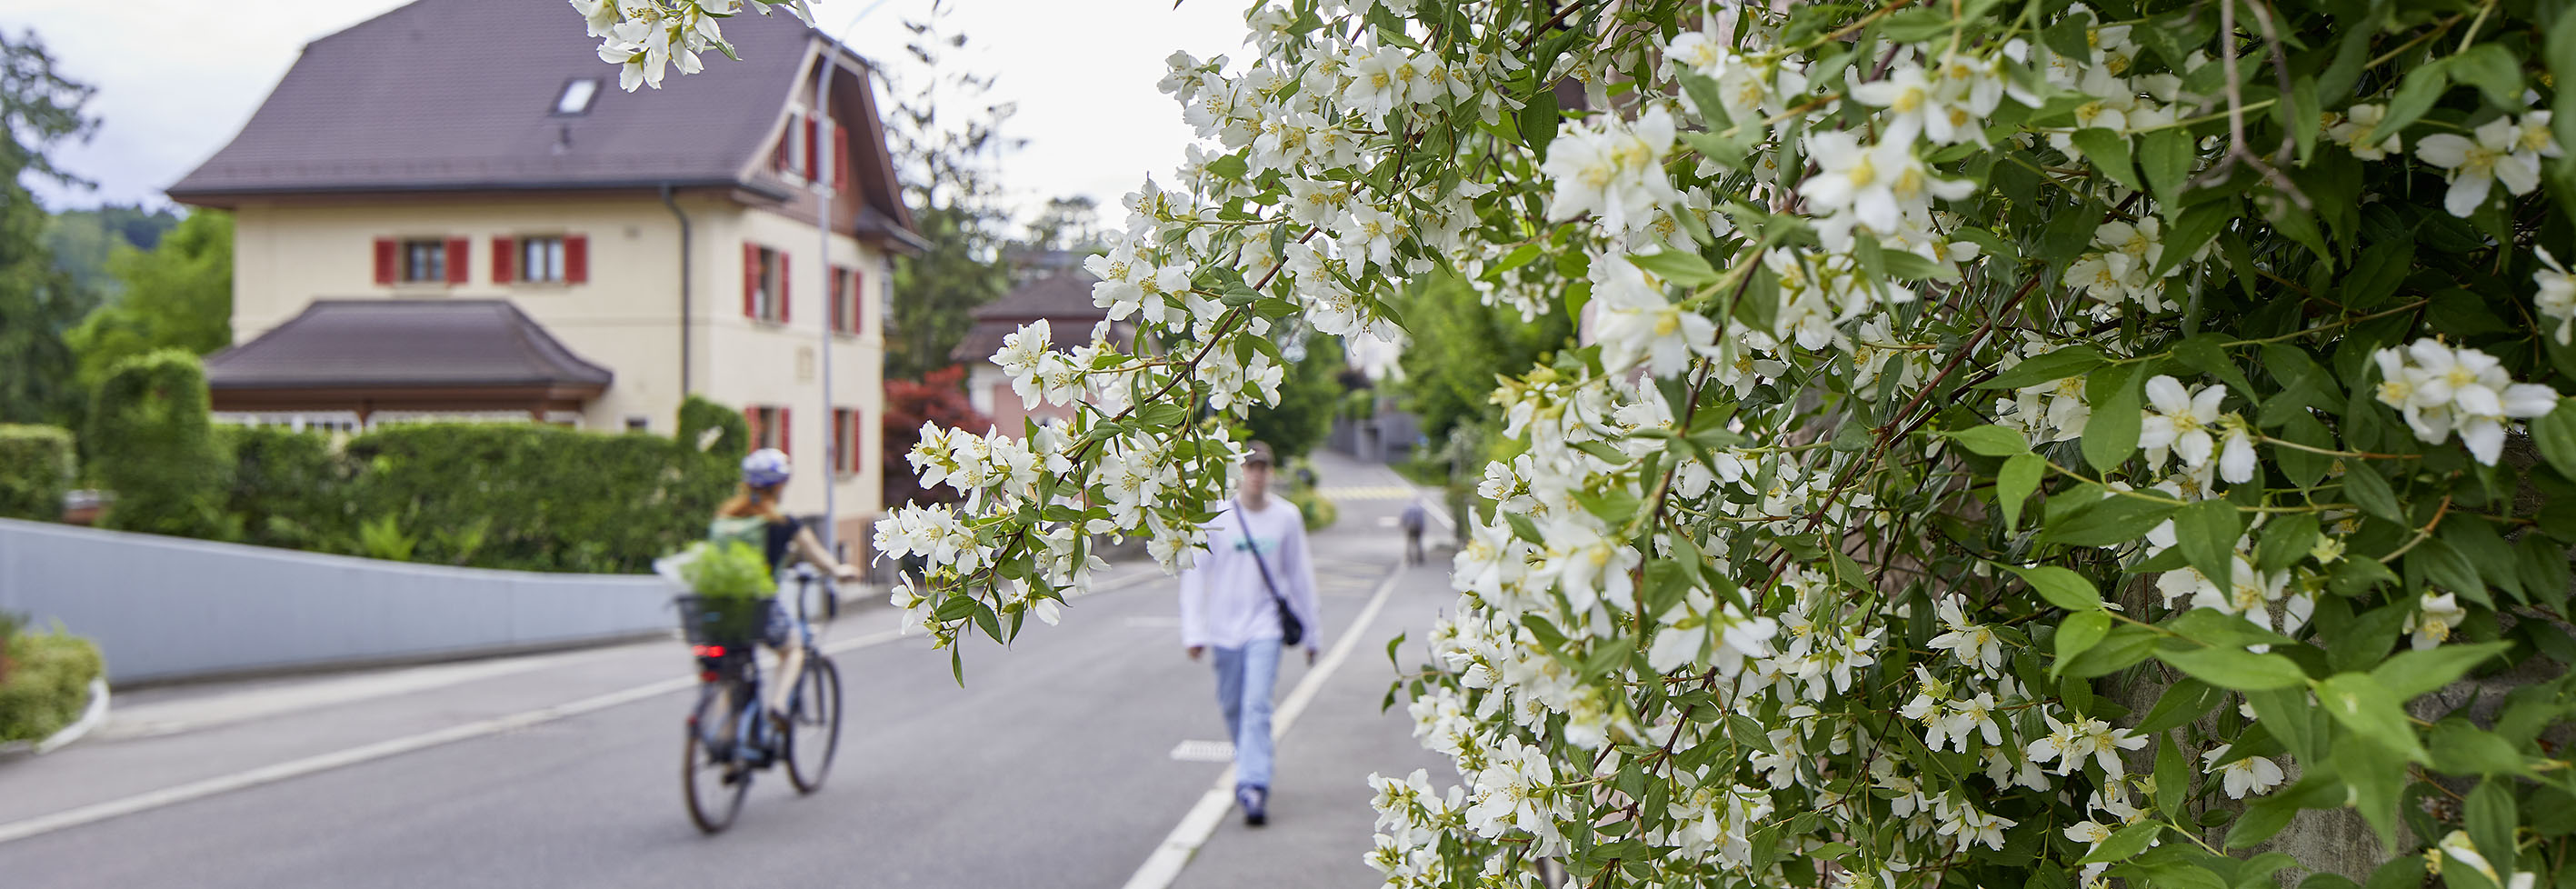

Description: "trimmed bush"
87 350 232 539
0 425 74 521
677 394 749 461
0 624 103 743
216 425 348 551
341 423 732 574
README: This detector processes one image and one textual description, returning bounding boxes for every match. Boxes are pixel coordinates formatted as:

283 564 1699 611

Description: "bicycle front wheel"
683 688 751 834
784 654 843 794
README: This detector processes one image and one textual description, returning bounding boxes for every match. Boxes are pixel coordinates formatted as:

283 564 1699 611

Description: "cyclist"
708 448 860 730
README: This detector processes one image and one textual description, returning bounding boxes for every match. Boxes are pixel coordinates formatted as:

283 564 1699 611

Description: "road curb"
0 677 111 762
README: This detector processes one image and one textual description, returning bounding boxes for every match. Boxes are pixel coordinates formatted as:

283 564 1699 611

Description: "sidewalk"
1168 450 1459 889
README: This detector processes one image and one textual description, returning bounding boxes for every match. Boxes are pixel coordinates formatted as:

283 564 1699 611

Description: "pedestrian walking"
1179 441 1321 826
1399 498 1428 565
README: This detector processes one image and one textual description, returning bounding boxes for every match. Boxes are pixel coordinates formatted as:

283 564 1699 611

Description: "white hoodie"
1178 497 1321 651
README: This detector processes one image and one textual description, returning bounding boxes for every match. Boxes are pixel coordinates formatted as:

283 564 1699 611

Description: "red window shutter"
845 408 861 470
804 117 818 179
779 407 791 455
444 238 470 284
564 235 588 284
832 125 848 191
744 406 762 448
850 267 864 334
774 114 794 173
743 243 759 318
492 237 515 284
779 254 791 323
828 266 844 333
373 238 396 285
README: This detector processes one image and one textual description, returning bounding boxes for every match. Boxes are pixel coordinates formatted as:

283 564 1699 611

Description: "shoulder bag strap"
1233 502 1292 614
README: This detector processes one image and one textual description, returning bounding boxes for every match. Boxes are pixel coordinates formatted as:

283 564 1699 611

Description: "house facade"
167 0 920 544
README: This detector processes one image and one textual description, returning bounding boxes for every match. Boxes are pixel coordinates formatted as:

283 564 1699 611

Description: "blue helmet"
741 448 792 488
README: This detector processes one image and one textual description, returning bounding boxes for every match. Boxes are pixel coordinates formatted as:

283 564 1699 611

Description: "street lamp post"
811 0 894 562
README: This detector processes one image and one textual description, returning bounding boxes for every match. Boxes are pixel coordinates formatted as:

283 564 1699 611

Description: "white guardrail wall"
0 518 674 684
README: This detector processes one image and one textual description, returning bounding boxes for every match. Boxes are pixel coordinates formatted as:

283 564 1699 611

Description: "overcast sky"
8 0 1250 226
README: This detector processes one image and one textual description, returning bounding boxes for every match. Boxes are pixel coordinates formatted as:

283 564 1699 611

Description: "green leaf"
2078 821 2163 864
1581 637 1636 680
2000 453 2044 531
2254 514 2321 573
2156 736 2189 813
1978 345 2112 390
2411 537 2491 608
2072 128 2141 191
2248 686 2323 763
2336 730 2406 847
2430 720 2531 776
1629 249 1721 287
2007 564 2103 611
2061 624 2160 678
1519 87 1561 157
2083 364 2144 474
2140 128 2194 203
2371 642 2509 700
2532 398 2576 481
2466 778 2517 863
2319 672 2430 763
2042 494 2180 546
2341 464 2403 524
2156 644 2310 690
2153 200 2234 278
2367 61 2450 145
1946 424 2032 457
2173 499 2243 593
2449 45 2527 111
2056 609 2112 669
2134 679 2226 734
2228 802 2300 849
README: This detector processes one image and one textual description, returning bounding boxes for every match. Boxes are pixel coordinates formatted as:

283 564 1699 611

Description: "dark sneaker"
1238 785 1268 826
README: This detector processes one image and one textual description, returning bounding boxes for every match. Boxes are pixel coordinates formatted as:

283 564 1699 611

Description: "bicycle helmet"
742 448 792 488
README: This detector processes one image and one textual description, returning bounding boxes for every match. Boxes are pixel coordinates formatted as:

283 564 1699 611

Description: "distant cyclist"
709 448 861 724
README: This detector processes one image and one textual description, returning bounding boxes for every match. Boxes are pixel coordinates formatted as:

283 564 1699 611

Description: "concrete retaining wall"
0 518 674 684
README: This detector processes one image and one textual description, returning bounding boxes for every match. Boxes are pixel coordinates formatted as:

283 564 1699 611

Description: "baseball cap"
1243 441 1276 466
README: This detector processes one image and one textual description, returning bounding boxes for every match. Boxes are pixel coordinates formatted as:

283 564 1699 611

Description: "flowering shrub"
595 0 2576 887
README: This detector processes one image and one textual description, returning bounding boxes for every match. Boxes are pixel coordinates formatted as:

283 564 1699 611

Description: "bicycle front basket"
674 594 767 647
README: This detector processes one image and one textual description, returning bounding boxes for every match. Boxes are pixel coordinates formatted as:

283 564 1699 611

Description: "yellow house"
166 0 920 546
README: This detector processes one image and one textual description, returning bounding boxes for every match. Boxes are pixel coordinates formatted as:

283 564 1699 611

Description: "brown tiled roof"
166 0 904 234
205 300 612 390
951 271 1122 363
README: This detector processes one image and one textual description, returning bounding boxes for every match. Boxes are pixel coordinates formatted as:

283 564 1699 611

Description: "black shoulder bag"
1233 504 1305 647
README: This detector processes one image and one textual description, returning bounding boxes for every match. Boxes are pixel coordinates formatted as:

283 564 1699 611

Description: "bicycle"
674 565 844 834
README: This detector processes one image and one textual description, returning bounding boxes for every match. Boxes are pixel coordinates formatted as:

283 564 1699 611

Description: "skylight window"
554 78 599 115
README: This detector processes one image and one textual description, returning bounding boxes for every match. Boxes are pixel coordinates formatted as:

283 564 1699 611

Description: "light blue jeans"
1211 642 1281 790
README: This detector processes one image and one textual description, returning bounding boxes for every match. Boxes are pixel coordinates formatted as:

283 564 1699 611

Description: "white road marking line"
1120 564 1405 889
1167 740 1234 763
0 564 1178 847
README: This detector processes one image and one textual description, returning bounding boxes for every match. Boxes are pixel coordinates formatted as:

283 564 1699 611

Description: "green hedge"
217 425 349 551
677 394 748 461
340 424 733 573
0 425 74 521
87 350 232 539
0 624 103 743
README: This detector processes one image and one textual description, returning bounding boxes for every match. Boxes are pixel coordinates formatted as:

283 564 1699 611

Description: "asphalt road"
0 454 1456 888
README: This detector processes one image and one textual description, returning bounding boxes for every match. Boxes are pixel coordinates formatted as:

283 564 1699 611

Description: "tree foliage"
65 210 232 392
1244 332 1347 460
1397 271 1574 444
0 30 96 426
883 3 1023 381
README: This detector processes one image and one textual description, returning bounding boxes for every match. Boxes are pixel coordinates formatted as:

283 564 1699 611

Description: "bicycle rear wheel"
784 654 843 794
683 686 751 834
